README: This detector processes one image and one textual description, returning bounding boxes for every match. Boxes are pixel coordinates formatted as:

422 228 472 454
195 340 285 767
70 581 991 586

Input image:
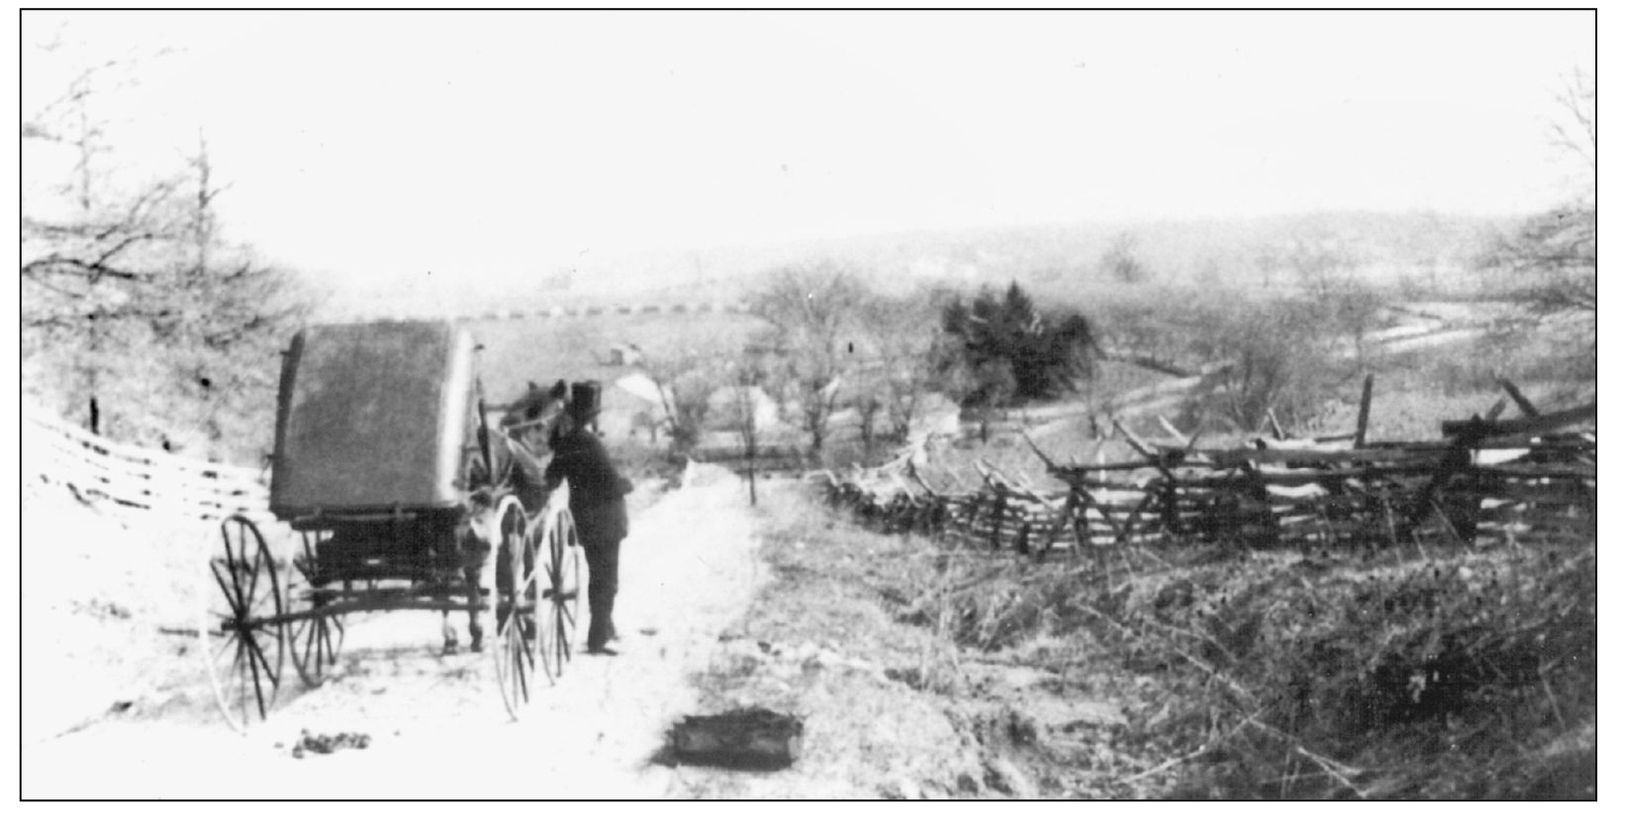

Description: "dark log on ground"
669 707 804 770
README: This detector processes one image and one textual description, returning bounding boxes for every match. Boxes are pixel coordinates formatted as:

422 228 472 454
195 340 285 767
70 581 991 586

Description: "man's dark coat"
543 429 630 545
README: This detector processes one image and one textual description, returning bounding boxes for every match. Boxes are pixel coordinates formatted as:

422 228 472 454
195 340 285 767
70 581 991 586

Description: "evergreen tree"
938 282 1098 406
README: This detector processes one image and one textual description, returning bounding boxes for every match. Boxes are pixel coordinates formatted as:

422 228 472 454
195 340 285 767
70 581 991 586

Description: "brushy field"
746 473 1596 799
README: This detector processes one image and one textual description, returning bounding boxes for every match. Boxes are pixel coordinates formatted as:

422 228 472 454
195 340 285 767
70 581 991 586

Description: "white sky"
20 10 1596 291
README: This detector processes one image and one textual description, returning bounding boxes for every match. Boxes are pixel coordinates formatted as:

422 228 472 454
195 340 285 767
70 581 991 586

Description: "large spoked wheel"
536 507 584 683
201 515 285 732
286 532 344 687
492 500 537 720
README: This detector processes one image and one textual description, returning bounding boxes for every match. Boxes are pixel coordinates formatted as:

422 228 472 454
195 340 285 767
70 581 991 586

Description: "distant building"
600 372 783 444
911 393 961 437
604 343 645 367
706 385 780 431
599 372 666 444
614 371 664 407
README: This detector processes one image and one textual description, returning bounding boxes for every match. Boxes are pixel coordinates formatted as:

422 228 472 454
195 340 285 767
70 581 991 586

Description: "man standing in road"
545 381 633 656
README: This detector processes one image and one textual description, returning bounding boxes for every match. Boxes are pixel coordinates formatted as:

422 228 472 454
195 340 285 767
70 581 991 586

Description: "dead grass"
819 419 1597 802
672 481 1172 798
905 536 1597 800
669 481 988 797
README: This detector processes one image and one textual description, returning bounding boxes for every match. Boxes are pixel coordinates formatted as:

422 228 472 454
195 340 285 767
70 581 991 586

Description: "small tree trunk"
747 452 757 506
744 416 758 506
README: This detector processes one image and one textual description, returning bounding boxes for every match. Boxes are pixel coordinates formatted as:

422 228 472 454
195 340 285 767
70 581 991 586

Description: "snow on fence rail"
23 406 276 525
823 386 1596 558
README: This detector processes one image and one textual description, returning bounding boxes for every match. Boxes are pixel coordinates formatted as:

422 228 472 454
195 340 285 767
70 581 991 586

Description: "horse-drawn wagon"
200 320 583 730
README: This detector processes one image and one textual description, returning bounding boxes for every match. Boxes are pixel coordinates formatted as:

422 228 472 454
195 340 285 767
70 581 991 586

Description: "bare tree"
1550 66 1596 177
1325 281 1385 373
1253 245 1282 291
643 349 721 454
1488 70 1596 315
1193 298 1340 433
1101 231 1150 284
749 262 868 463
1486 205 1596 314
784 366 844 463
23 48 307 454
725 349 776 506
848 369 886 465
23 52 174 435
1286 236 1361 300
162 135 311 449
853 290 938 443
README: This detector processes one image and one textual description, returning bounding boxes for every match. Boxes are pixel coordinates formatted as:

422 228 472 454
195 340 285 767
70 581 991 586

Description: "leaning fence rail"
22 406 276 525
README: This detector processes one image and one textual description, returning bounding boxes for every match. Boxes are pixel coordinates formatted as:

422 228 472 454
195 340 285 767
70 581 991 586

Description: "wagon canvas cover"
270 321 476 517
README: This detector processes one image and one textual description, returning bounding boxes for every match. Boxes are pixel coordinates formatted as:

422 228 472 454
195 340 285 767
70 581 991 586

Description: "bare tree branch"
1549 67 1596 175
22 253 144 282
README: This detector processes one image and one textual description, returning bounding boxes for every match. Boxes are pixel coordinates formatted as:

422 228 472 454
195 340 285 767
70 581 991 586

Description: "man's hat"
566 381 602 424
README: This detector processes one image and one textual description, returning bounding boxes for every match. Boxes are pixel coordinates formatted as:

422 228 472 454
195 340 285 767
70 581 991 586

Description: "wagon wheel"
200 515 285 731
286 532 345 687
492 499 537 719
535 506 583 682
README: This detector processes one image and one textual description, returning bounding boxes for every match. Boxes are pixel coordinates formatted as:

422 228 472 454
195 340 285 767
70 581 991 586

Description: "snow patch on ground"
23 471 763 798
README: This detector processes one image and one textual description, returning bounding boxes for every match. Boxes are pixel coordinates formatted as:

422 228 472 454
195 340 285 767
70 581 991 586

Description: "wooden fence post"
990 487 1006 552
1402 418 1482 543
1496 376 1542 418
1354 374 1375 449
1243 463 1279 548
1160 477 1180 539
1077 496 1101 572
1039 490 1079 559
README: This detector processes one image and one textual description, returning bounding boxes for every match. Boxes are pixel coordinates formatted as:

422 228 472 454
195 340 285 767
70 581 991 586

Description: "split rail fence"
823 382 1596 560
23 406 276 525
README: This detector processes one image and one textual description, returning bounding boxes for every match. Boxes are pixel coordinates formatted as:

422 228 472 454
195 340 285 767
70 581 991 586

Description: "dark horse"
441 380 571 653
499 379 571 451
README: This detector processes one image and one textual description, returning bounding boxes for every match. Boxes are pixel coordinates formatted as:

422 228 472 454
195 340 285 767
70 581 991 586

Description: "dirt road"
22 469 762 799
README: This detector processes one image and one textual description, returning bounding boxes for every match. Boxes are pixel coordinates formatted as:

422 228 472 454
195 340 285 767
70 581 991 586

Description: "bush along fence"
821 379 1596 559
23 405 276 525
